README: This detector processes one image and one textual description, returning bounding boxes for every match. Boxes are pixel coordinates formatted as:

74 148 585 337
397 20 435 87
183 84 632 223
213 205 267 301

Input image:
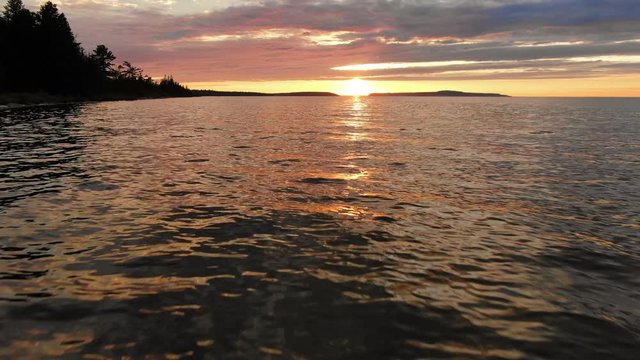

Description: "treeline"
0 0 190 100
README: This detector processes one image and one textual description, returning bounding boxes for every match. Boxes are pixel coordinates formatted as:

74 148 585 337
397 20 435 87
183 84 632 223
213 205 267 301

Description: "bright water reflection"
0 97 639 359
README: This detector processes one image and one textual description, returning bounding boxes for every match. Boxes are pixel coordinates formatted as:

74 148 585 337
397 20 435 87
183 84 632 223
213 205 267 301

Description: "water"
0 97 639 359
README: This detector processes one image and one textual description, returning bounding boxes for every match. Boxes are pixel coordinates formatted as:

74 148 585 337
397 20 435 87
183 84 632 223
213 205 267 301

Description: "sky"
20 0 640 96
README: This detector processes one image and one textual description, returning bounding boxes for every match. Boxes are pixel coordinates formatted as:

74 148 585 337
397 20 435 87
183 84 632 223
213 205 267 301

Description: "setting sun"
339 78 374 96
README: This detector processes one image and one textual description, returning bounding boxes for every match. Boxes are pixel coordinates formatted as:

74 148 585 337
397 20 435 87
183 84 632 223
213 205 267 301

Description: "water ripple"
1 97 639 359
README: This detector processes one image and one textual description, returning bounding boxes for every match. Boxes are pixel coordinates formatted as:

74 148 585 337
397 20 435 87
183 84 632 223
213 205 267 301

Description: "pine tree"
36 1 84 93
91 45 116 77
3 0 25 22
3 0 38 92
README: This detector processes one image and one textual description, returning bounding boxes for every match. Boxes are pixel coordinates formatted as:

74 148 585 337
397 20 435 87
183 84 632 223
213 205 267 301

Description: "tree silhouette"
90 45 116 78
0 12 7 91
118 61 143 80
36 1 85 93
3 0 24 21
0 1 190 99
2 0 39 92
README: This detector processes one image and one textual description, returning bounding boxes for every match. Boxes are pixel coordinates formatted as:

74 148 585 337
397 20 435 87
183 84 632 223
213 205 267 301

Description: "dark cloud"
177 0 640 38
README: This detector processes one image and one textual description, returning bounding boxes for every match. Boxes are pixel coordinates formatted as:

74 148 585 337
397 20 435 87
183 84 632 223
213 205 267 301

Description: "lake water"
0 97 639 359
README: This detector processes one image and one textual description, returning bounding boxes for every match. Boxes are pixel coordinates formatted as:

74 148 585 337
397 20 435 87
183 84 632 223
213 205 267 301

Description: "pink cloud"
46 0 640 84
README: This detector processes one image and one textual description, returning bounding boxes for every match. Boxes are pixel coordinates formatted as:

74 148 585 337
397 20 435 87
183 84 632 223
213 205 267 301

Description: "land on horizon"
369 90 509 97
191 89 510 98
1 89 515 107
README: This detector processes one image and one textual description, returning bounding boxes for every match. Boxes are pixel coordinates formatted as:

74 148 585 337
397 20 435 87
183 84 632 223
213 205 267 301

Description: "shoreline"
0 92 193 110
0 91 340 109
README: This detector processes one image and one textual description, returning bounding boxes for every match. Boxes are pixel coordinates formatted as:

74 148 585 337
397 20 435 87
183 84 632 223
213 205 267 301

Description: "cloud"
32 0 640 82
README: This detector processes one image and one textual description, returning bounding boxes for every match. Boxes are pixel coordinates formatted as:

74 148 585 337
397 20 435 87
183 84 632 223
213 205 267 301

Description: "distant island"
190 90 510 97
370 90 509 97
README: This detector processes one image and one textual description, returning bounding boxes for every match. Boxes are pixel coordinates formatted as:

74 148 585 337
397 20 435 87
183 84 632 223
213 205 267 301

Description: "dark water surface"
1 97 639 359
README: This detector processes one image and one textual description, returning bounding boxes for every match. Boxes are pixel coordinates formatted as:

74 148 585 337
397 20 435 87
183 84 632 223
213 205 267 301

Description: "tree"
90 44 116 77
159 75 190 96
0 15 6 91
38 1 78 48
3 0 37 92
3 0 25 22
118 61 143 80
36 1 84 93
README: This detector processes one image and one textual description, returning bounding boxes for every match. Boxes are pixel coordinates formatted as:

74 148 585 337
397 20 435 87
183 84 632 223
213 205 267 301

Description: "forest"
0 0 191 102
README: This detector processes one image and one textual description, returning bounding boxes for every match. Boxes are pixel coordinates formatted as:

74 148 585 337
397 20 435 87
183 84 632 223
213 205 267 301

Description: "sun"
340 78 373 96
